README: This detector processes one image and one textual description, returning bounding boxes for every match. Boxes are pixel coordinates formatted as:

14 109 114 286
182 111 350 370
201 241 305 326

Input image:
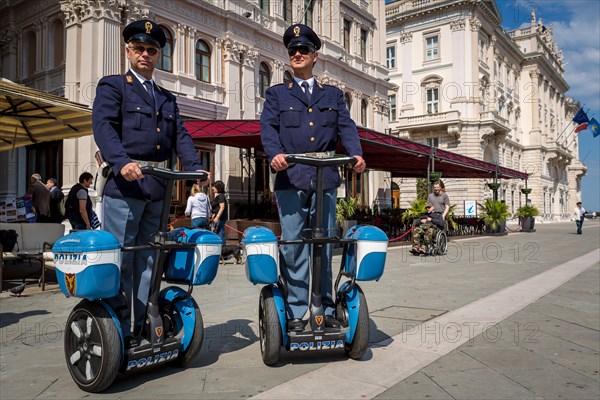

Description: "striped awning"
0 79 92 152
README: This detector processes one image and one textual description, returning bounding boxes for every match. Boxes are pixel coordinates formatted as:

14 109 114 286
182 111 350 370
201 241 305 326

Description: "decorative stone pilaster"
223 38 241 63
60 0 127 26
470 17 481 32
400 32 412 44
450 18 466 32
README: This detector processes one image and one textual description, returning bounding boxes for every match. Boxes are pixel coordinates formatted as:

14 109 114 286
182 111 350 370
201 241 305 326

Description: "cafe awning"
185 119 528 180
0 79 93 152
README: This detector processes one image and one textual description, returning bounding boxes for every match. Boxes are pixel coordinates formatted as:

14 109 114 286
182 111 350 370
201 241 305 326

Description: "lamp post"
487 161 500 201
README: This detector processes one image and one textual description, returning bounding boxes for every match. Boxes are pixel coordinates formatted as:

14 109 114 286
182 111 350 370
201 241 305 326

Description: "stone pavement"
0 221 598 399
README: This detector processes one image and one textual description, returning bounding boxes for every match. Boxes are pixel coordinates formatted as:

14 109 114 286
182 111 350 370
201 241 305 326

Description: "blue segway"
242 154 388 365
53 167 222 392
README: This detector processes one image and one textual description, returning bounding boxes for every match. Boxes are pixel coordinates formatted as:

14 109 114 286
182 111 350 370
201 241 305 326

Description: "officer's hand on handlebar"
352 155 366 173
197 170 212 186
121 162 144 181
271 154 289 172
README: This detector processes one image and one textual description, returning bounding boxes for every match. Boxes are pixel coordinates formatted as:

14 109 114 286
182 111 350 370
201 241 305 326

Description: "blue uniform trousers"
276 186 337 320
103 195 163 335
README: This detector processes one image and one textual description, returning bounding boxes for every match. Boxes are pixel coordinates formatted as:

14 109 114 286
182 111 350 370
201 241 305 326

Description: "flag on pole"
575 122 589 133
589 118 600 138
572 107 590 124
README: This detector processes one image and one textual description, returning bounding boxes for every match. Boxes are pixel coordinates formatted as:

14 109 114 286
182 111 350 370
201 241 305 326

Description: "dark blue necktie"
143 80 155 107
301 81 311 102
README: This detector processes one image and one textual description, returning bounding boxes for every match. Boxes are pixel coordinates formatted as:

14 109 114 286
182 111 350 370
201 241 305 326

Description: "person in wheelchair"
411 203 445 255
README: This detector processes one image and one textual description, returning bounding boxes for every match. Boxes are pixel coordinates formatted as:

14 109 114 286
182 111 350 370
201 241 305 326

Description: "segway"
53 167 222 392
242 154 388 365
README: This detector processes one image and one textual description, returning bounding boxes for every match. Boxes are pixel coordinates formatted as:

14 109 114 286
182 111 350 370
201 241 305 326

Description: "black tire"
345 289 370 360
259 286 282 365
174 297 204 367
436 231 447 255
64 299 122 393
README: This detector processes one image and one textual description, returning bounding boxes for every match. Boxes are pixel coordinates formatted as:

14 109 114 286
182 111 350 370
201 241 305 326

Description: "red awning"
184 119 528 180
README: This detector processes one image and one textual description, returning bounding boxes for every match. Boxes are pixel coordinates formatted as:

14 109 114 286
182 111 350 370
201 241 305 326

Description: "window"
426 88 439 114
283 0 292 22
283 70 293 84
389 94 396 121
195 40 211 82
344 93 352 111
50 20 64 68
386 45 396 69
360 29 368 59
425 34 439 61
343 19 351 52
260 0 269 14
304 0 313 27
157 26 173 72
360 99 368 126
259 62 271 98
427 138 439 147
24 31 36 78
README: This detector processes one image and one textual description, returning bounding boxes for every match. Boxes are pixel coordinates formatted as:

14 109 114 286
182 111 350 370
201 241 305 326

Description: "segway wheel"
345 289 370 360
64 299 121 392
174 297 204 367
259 286 282 365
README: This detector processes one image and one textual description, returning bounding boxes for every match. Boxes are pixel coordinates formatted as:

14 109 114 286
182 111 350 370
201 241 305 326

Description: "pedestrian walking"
574 201 586 234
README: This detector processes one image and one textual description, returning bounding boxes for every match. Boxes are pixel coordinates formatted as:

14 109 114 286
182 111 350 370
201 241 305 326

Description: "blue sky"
385 0 600 210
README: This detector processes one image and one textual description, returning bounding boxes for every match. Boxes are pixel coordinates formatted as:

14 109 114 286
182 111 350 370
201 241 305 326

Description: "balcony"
397 110 462 141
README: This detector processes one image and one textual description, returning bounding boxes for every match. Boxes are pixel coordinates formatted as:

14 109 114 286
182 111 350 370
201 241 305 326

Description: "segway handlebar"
139 166 208 182
285 153 357 168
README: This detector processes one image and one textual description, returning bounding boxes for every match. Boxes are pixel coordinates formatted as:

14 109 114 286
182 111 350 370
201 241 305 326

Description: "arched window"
50 20 64 68
23 31 36 78
360 99 368 126
195 40 211 82
259 62 271 98
158 26 173 72
344 93 352 111
283 70 293 84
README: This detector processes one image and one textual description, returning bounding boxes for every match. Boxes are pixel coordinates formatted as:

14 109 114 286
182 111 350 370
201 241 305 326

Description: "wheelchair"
412 222 448 256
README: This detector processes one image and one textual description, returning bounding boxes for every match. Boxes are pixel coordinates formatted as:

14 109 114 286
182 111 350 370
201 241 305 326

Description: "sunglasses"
128 45 159 56
288 46 314 57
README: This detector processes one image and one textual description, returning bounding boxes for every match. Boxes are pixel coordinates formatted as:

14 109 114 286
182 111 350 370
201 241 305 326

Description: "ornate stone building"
0 0 393 216
385 0 586 220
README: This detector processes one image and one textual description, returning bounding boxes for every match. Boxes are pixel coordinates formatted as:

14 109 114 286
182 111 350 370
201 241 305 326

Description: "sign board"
465 200 477 216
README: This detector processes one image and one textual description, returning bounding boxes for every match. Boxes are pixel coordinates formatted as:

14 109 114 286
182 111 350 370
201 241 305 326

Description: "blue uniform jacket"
260 80 363 191
92 71 203 201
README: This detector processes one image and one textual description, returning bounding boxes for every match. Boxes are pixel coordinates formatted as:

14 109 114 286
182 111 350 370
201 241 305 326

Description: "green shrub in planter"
478 198 510 231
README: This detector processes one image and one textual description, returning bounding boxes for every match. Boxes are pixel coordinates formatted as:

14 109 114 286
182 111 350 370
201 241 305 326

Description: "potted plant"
336 196 359 236
401 198 427 227
516 204 539 232
478 198 509 236
487 182 501 191
429 172 442 183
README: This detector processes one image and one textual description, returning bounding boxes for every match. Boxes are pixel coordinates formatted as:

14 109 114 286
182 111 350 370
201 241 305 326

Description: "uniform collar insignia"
126 75 133 84
288 82 293 89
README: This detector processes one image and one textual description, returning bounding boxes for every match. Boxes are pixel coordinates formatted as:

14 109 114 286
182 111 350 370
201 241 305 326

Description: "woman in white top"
185 183 211 229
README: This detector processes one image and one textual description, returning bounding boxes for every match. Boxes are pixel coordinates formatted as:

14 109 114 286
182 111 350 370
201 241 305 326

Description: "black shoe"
325 315 341 328
287 318 305 332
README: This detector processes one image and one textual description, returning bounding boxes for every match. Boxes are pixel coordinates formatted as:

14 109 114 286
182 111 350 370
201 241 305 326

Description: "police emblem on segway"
65 273 76 296
315 315 323 325
155 327 163 337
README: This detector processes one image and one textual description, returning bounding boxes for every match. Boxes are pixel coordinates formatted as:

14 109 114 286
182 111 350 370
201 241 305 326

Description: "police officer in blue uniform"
261 24 366 332
92 19 208 339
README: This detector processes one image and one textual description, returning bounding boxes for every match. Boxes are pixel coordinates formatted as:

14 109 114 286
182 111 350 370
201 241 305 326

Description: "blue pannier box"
53 231 122 300
241 226 278 285
344 225 388 281
165 228 222 285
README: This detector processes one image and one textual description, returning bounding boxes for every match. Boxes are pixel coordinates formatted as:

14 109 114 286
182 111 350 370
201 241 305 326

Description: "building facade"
385 0 586 220
0 0 393 217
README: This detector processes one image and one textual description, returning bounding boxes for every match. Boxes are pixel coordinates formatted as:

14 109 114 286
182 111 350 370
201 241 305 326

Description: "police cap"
123 19 166 48
283 24 321 50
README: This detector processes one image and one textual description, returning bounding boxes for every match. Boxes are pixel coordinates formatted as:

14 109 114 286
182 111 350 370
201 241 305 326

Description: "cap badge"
294 26 300 37
145 21 152 34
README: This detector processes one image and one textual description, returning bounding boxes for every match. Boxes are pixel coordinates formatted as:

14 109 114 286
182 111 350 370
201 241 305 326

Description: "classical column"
223 38 242 119
60 0 125 195
399 32 414 115
241 49 258 119
528 71 542 144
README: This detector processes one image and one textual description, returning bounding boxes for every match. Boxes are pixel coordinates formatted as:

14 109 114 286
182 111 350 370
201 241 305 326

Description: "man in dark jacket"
46 178 65 223
26 173 51 223
411 203 445 255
